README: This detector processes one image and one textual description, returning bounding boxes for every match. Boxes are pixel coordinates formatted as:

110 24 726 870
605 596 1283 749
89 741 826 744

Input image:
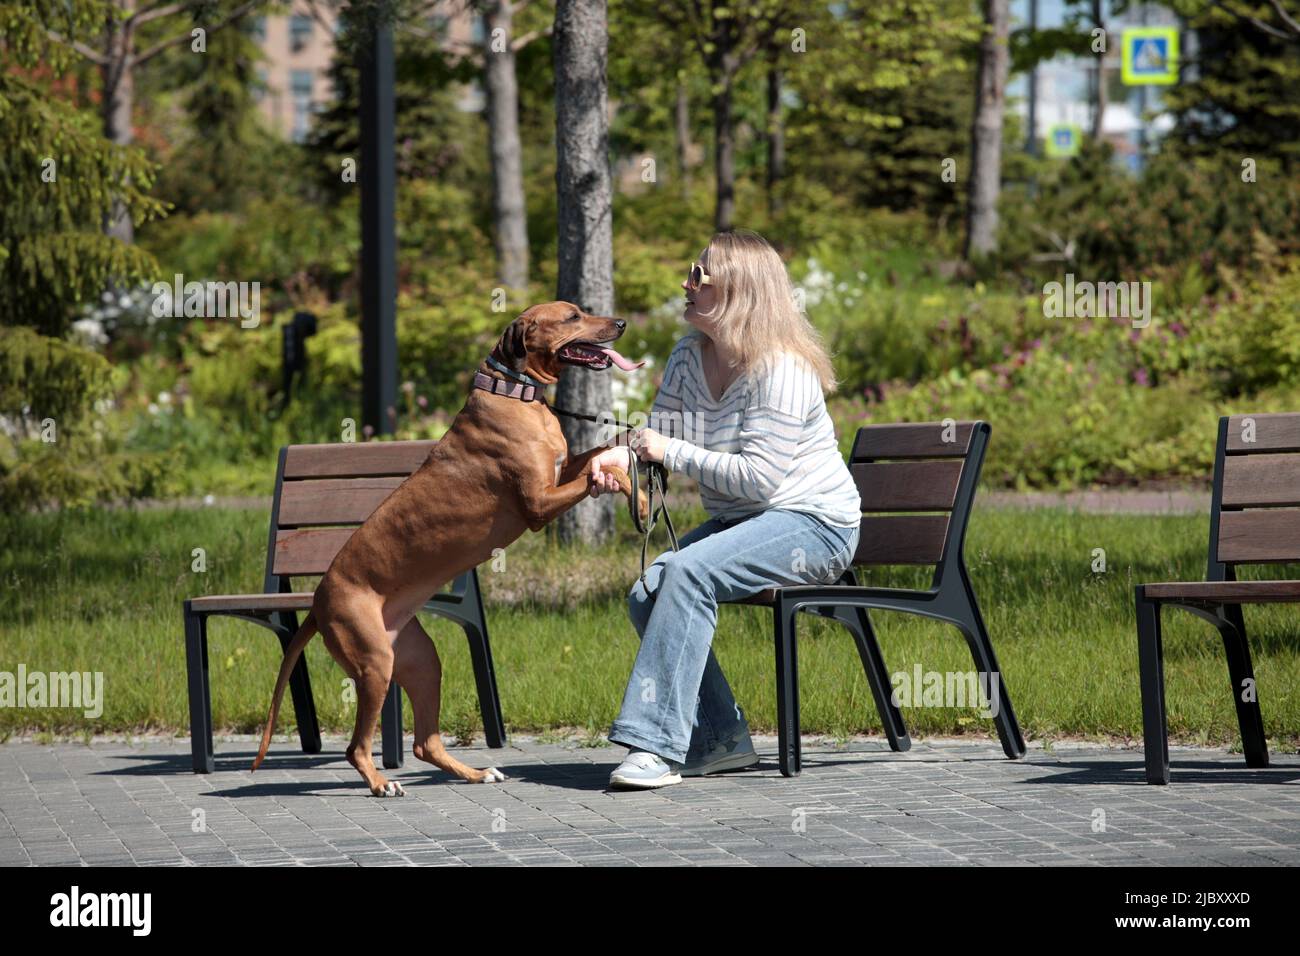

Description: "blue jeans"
608 508 860 764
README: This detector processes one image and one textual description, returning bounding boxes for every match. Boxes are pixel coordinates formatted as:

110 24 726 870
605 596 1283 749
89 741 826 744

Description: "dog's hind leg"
321 612 405 797
393 616 506 784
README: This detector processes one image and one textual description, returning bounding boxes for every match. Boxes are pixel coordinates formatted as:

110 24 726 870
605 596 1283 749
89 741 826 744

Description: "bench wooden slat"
1225 413 1300 454
1221 454 1300 508
189 593 316 613
277 477 404 527
272 527 355 576
283 441 437 479
851 460 964 512
855 515 951 565
1218 509 1300 564
852 422 974 461
1144 580 1300 603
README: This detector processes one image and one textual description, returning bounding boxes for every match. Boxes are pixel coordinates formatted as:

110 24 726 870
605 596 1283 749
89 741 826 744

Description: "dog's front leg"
559 442 649 524
521 475 605 531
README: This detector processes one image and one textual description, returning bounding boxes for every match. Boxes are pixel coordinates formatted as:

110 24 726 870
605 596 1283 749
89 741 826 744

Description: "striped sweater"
649 333 862 528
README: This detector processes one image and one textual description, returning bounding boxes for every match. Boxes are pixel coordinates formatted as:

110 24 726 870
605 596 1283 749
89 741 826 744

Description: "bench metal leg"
829 605 910 752
183 605 214 773
956 573 1026 759
1136 593 1170 784
1217 604 1269 769
461 571 507 748
274 612 321 755
381 683 404 769
773 596 801 777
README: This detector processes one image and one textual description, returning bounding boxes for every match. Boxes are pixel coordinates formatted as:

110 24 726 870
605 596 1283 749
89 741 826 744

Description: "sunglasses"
686 261 713 291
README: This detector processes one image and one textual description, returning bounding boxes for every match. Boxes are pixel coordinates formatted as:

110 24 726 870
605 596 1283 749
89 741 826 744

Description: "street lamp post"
359 14 397 436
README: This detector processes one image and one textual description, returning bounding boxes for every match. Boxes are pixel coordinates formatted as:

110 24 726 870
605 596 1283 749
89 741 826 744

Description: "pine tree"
0 0 166 337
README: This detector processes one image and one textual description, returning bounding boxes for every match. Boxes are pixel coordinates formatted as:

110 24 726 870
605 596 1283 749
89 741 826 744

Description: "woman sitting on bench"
587 228 863 789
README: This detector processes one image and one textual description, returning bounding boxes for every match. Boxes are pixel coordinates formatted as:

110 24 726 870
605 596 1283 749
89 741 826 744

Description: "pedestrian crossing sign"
1044 123 1082 158
1122 27 1178 86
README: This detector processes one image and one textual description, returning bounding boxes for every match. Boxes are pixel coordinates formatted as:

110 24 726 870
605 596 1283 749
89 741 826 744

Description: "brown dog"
252 302 646 795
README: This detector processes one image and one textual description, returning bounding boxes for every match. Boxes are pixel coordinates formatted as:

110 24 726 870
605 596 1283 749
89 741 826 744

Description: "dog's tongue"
598 345 645 371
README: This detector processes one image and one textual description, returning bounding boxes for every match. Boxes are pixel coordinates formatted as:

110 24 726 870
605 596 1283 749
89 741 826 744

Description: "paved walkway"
2 735 1297 866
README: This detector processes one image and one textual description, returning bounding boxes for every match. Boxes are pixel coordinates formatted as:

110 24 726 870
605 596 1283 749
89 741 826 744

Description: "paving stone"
1 734 1297 866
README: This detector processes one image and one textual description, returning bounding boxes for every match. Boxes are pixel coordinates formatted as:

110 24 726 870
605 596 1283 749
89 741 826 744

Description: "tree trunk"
101 2 135 244
712 69 735 231
1091 1 1107 142
765 58 785 216
674 78 693 194
964 0 1009 260
554 0 615 544
483 0 529 290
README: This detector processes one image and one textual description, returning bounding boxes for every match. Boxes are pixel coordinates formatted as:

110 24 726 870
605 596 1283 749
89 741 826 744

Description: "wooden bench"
1135 412 1300 784
182 440 505 773
723 420 1026 775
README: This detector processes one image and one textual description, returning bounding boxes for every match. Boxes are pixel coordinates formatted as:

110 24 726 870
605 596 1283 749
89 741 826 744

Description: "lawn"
2 501 1298 750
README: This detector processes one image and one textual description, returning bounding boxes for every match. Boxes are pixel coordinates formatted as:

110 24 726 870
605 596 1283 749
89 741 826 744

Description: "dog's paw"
373 780 406 798
479 767 507 784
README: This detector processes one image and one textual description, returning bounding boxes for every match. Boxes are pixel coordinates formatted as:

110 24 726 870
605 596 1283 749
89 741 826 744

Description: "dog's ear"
500 317 530 372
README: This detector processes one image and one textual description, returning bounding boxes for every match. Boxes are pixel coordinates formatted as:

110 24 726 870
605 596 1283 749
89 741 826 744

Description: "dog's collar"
485 354 546 389
473 369 542 403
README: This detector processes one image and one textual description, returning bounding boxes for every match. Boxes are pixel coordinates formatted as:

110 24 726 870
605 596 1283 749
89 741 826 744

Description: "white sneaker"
609 749 683 790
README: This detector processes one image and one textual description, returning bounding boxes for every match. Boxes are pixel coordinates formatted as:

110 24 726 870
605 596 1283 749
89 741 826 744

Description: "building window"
250 16 266 42
290 15 313 52
291 70 315 142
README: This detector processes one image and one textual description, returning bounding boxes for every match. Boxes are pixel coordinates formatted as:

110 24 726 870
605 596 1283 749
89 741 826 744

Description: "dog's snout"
614 319 626 332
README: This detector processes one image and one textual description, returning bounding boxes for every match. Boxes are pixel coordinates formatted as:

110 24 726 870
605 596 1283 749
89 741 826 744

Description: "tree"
785 0 981 217
1208 0 1300 41
764 40 784 215
634 1 796 230
965 0 1010 260
553 0 615 544
42 0 265 244
147 18 268 216
309 9 485 198
607 3 708 196
1162 0 1300 168
476 1 553 290
403 1 551 292
0 1 165 337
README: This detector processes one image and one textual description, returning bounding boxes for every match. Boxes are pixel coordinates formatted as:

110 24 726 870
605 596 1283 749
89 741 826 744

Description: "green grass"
1 503 1298 749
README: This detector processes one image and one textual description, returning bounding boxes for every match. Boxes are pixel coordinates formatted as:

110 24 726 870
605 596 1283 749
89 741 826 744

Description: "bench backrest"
1210 413 1300 578
263 440 437 590
848 420 989 584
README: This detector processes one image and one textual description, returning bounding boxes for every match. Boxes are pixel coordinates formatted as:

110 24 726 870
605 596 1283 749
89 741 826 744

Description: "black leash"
625 445 679 592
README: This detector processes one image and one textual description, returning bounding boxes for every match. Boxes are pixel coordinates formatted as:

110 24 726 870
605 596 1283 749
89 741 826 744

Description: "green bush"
140 194 359 304
997 142 1300 286
0 327 179 508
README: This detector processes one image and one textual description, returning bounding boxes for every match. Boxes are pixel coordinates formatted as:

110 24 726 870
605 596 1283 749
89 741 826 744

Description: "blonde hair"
693 229 838 394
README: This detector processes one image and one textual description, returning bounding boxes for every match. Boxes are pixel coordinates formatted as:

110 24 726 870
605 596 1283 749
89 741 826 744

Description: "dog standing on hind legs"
251 302 648 795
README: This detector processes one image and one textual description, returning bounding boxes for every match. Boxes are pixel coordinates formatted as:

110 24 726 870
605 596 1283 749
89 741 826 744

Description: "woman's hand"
588 446 635 497
631 427 669 464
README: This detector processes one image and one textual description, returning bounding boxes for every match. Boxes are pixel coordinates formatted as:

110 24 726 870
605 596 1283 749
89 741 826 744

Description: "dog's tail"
251 611 318 772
